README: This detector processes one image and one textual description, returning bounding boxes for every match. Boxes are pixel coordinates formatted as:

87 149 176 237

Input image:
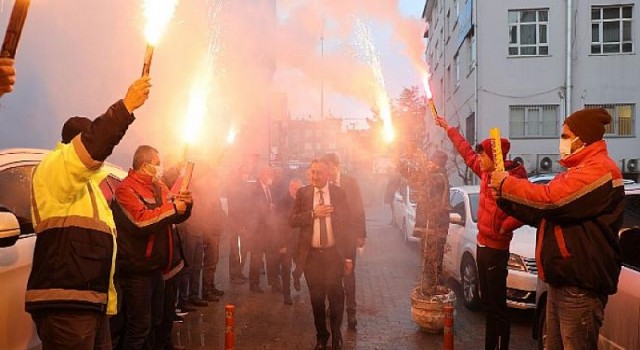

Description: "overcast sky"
0 0 426 163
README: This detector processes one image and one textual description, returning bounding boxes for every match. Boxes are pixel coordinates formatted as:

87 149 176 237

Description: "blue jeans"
180 233 204 300
546 285 605 350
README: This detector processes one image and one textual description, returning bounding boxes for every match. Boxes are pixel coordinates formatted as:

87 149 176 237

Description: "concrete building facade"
422 0 639 179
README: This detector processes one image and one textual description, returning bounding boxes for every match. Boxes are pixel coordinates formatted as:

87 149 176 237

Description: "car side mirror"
0 211 21 248
449 212 464 225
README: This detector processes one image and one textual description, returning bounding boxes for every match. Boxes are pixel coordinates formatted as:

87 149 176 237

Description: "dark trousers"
203 235 221 295
112 272 164 350
228 231 247 278
249 237 266 287
476 245 510 350
267 250 293 293
343 248 357 313
156 274 180 350
33 309 111 350
304 247 344 343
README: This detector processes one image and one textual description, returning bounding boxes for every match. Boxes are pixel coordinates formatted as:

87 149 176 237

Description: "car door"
443 189 467 281
0 163 41 350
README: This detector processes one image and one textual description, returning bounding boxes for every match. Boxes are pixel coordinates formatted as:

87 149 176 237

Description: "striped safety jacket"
112 170 191 276
497 140 624 296
26 100 134 315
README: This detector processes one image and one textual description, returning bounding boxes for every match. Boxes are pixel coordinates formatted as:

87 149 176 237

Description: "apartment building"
422 0 639 179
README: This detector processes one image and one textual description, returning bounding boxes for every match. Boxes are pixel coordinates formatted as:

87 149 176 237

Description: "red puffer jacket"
447 127 527 250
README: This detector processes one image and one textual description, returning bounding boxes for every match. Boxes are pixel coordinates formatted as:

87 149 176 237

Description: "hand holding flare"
141 0 179 76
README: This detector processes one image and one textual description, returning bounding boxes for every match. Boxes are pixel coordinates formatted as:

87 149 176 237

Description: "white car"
0 148 126 350
443 186 538 310
392 179 419 243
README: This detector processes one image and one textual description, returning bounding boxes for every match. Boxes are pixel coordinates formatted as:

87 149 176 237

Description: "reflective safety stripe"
26 288 107 304
87 183 100 220
30 167 42 226
36 215 112 235
72 135 102 170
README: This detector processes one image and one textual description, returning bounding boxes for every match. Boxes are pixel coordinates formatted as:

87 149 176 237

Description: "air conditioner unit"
536 154 562 174
509 154 536 175
624 158 640 173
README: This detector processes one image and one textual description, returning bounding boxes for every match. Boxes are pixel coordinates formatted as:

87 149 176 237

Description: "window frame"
591 5 634 55
584 103 636 137
509 104 560 139
508 8 550 57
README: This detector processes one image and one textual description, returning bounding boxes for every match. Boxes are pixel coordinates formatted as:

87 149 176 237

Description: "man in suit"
322 153 366 329
290 159 353 350
248 167 275 293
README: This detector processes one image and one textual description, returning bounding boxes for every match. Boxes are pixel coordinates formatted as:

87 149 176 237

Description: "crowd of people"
0 55 627 350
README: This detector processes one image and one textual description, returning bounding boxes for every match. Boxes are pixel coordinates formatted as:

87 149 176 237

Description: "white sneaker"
175 309 188 317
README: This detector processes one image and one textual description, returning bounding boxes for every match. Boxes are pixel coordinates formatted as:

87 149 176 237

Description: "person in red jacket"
490 108 624 350
435 116 526 350
111 145 192 350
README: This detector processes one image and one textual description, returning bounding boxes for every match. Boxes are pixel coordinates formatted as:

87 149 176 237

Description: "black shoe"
283 294 293 305
212 287 225 296
175 308 188 317
347 312 357 329
173 314 185 323
249 284 264 293
177 302 197 312
189 298 209 307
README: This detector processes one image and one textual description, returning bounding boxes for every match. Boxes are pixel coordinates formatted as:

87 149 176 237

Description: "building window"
591 5 633 54
468 33 476 74
509 105 559 138
508 9 549 56
454 52 460 88
584 103 635 136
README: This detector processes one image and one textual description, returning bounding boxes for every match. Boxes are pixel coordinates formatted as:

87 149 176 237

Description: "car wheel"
461 255 481 310
536 301 547 350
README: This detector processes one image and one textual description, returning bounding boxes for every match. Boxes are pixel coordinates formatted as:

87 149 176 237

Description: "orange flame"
143 0 179 46
421 71 432 100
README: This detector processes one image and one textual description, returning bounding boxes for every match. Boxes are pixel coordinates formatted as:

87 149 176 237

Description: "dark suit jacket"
248 180 275 237
289 184 352 271
339 174 366 247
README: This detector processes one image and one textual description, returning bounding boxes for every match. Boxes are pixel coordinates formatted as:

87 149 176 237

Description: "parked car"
392 179 419 243
0 148 127 350
533 183 640 350
443 186 538 310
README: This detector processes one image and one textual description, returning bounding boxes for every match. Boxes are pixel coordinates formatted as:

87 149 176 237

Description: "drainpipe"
565 0 573 116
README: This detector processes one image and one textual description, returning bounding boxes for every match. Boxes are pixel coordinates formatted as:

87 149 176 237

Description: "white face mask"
146 163 163 179
559 137 580 159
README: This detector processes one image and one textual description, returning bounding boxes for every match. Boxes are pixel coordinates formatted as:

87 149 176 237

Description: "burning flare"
143 0 179 46
355 19 395 143
226 127 237 144
182 78 209 145
421 70 438 120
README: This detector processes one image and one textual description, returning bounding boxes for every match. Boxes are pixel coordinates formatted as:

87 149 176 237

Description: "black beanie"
564 108 611 144
61 116 91 144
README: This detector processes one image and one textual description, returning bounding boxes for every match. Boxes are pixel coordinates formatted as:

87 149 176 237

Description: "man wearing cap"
490 108 624 350
435 116 527 350
26 77 150 350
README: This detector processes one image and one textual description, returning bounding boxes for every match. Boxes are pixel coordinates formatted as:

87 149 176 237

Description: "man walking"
491 108 624 350
27 77 150 350
322 153 365 329
290 159 353 350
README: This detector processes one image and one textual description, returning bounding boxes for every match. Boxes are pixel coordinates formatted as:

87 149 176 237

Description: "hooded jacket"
26 100 133 316
497 140 624 295
447 127 527 250
112 170 191 276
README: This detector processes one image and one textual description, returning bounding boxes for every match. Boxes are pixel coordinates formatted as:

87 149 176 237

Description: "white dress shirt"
312 184 335 248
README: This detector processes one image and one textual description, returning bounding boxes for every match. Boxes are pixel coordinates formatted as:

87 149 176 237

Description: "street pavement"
172 204 537 349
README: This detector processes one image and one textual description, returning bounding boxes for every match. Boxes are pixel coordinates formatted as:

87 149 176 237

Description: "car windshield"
468 193 479 223
623 193 640 229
